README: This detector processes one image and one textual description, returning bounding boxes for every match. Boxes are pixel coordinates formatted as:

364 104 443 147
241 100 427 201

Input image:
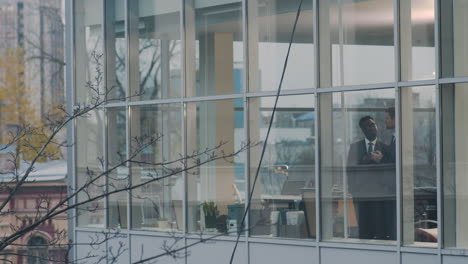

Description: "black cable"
229 0 304 262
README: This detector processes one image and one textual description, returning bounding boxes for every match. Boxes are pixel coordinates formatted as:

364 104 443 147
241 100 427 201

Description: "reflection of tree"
114 38 180 99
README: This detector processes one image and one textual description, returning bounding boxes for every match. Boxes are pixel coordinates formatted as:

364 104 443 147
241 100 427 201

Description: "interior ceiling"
193 0 434 46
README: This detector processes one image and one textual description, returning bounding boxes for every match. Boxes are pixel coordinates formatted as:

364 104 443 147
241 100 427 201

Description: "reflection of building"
0 160 67 264
68 0 467 263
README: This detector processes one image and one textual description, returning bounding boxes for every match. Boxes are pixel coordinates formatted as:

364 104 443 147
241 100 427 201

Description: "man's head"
359 116 378 141
385 107 395 130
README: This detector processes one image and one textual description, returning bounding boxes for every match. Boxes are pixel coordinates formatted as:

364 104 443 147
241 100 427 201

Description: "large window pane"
441 1 468 78
399 0 435 81
129 0 181 100
249 95 315 240
106 0 127 99
248 0 314 92
442 83 468 248
74 0 103 104
107 107 128 228
318 0 394 87
186 0 243 97
401 86 437 246
320 89 396 242
130 104 183 231
187 99 245 234
76 110 105 227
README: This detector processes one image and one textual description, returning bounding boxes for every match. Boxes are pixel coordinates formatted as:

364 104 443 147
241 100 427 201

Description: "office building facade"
67 0 468 263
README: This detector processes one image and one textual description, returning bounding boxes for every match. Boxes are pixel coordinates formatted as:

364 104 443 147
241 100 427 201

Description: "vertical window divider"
434 0 443 259
124 0 132 239
242 0 250 258
180 0 187 240
394 0 402 259
313 0 321 257
102 0 109 231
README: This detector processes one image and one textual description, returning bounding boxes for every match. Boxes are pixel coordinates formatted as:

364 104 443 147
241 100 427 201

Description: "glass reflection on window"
249 95 316 240
320 89 396 242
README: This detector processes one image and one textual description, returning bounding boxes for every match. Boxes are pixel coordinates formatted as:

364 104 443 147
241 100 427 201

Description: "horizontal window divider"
397 79 437 87
101 101 128 108
127 98 183 106
441 249 468 257
400 246 439 254
246 88 315 98
317 82 396 93
439 76 468 84
185 233 247 243
248 237 316 247
182 93 244 102
128 230 185 239
318 241 397 252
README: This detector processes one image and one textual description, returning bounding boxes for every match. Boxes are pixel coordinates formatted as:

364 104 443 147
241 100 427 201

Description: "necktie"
368 142 373 153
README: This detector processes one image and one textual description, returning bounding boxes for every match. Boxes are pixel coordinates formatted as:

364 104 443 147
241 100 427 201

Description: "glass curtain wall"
320 89 396 242
71 0 468 252
318 0 395 87
248 0 314 92
130 104 183 231
128 0 181 100
249 95 315 239
401 86 437 246
186 99 245 234
186 0 244 97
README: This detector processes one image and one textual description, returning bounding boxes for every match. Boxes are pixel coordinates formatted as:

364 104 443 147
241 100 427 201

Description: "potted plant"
202 201 219 229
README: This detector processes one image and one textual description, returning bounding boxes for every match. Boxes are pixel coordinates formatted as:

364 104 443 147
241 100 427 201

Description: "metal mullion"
316 82 396 93
67 0 76 261
246 88 316 98
124 1 132 250
434 0 443 261
182 93 244 103
242 0 250 262
102 0 109 233
313 0 321 261
394 0 402 261
439 76 468 84
398 79 437 87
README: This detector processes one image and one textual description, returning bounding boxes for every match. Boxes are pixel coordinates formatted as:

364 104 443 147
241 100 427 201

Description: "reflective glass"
187 99 245 234
318 0 394 87
248 0 314 92
442 83 468 248
401 86 437 246
76 110 105 227
74 0 103 104
186 0 243 96
399 0 435 81
107 107 128 228
249 95 315 239
320 89 396 242
441 1 468 78
106 0 127 99
129 0 181 100
130 104 183 231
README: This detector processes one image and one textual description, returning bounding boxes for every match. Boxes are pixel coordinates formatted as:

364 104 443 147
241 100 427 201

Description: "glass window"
74 0 103 104
187 99 245 234
249 95 315 240
107 107 128 228
76 110 105 227
399 0 435 81
129 0 182 100
248 0 314 92
130 104 183 231
318 0 395 87
442 83 468 248
441 1 468 78
185 0 243 97
105 0 127 99
320 89 396 242
401 86 437 246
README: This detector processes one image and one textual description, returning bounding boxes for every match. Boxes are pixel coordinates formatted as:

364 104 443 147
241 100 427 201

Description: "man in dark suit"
347 116 386 166
347 116 395 240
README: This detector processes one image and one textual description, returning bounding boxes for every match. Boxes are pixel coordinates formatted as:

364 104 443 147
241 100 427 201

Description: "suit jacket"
347 139 388 166
382 136 396 163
